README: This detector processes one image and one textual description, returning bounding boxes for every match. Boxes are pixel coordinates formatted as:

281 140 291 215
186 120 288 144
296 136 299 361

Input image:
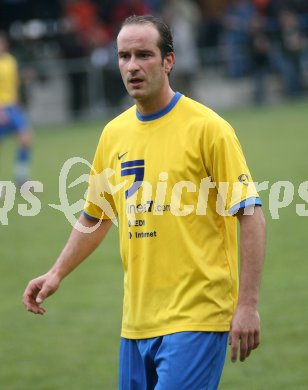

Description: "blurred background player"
249 13 271 104
277 8 305 96
0 31 32 190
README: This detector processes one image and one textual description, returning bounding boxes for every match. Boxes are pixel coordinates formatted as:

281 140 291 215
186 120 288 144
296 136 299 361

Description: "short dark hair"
119 15 174 58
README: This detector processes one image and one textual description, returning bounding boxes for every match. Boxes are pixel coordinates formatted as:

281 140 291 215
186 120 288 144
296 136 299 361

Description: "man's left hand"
229 305 260 362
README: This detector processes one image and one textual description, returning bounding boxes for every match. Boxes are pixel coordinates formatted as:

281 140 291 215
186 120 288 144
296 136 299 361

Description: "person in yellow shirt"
0 31 32 187
23 15 266 390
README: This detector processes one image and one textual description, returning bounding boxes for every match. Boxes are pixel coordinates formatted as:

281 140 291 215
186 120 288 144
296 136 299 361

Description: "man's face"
117 24 173 103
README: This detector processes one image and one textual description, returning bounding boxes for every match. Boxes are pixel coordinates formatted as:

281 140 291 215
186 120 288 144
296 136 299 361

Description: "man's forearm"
50 214 112 281
23 214 113 314
230 206 266 362
237 206 266 308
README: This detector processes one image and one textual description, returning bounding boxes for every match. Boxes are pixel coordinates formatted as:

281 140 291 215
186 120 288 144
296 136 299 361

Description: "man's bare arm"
230 206 266 362
23 214 112 314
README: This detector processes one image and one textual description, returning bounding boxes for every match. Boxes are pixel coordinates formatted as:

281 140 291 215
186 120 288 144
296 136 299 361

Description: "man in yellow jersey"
23 15 266 390
0 32 32 187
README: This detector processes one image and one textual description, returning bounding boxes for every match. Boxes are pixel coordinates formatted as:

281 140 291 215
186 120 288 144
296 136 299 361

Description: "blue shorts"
119 331 229 390
0 105 30 140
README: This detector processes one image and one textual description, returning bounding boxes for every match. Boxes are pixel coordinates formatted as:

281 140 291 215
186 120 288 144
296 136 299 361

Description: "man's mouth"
129 78 144 86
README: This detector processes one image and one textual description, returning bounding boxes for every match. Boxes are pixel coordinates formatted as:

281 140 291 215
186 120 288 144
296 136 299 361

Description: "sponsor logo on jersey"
118 152 128 160
121 159 145 199
238 173 249 186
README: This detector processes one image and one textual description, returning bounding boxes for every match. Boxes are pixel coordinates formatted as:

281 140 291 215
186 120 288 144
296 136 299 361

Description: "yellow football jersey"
0 53 18 106
84 93 260 339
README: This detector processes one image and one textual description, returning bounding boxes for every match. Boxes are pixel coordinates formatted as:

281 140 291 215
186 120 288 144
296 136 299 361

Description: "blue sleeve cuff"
82 211 100 221
229 197 262 215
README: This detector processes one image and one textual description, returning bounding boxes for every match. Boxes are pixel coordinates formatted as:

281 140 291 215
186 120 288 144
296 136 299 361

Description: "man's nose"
127 56 139 72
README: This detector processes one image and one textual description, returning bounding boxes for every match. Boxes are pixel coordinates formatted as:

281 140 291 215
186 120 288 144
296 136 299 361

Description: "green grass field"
1 100 308 389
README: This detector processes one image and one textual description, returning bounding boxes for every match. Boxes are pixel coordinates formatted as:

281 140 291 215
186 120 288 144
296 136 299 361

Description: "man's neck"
135 87 175 116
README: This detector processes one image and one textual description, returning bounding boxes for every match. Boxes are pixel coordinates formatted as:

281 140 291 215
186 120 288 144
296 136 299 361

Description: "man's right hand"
22 216 112 315
22 272 61 315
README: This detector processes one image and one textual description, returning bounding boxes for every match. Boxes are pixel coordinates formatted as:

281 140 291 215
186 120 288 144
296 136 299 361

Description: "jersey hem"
82 211 100 221
82 209 114 221
121 323 231 340
229 196 262 215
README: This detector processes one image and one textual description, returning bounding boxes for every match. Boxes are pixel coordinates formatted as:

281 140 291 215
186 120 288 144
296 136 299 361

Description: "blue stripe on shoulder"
229 197 262 215
136 92 182 121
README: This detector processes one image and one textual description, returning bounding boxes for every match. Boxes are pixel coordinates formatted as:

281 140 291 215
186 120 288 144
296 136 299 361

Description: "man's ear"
164 52 175 75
